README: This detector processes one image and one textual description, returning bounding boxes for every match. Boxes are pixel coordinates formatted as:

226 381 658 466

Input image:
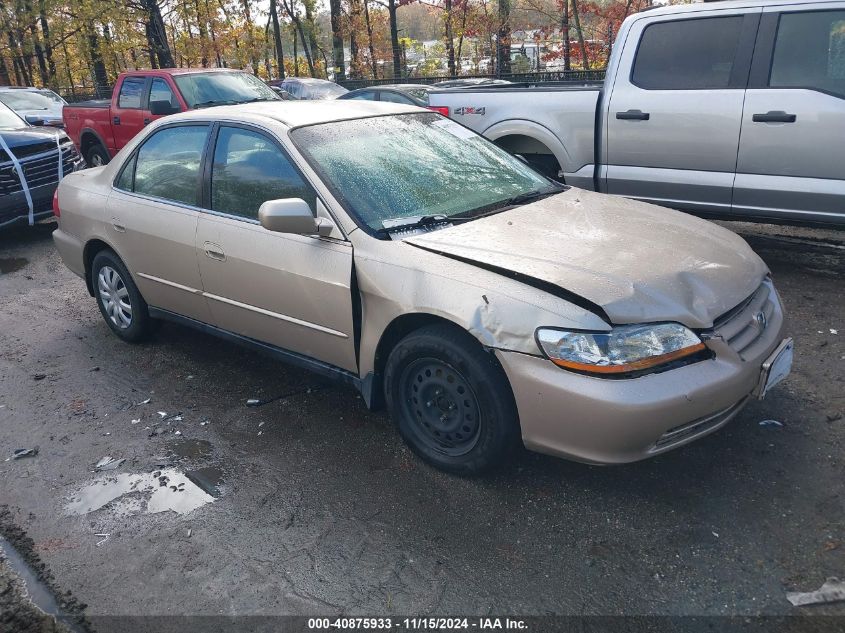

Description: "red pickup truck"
63 68 281 166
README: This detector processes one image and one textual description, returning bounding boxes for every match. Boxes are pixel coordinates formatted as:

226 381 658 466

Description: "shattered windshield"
290 112 554 233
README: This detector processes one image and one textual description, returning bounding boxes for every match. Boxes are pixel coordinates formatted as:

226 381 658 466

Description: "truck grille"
0 144 79 195
652 397 748 451
711 281 776 359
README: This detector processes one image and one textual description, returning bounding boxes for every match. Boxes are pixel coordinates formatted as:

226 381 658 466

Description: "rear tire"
85 143 110 167
384 324 520 475
91 250 152 343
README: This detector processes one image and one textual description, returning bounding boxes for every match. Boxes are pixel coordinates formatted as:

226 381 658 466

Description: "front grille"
0 144 79 195
711 281 776 359
652 397 748 451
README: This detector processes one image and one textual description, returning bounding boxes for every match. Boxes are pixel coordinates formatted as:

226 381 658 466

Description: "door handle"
113 116 121 125
616 109 650 121
203 241 225 261
143 117 150 126
752 111 796 123
111 218 125 233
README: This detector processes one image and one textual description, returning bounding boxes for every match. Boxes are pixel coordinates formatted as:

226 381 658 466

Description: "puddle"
0 257 28 274
0 535 87 633
168 438 213 460
65 467 222 517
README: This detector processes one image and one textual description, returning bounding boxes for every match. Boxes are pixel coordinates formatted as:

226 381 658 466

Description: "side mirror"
258 198 335 237
149 100 179 116
25 114 45 126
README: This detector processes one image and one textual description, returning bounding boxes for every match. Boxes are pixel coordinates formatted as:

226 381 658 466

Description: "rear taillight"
52 188 60 218
427 106 450 117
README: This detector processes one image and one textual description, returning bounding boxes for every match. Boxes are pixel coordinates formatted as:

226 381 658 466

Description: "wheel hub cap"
97 266 132 329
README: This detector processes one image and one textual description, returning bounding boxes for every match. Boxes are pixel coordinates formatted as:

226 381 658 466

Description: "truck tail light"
427 106 450 117
52 188 60 218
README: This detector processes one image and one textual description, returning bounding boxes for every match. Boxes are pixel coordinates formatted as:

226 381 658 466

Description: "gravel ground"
0 219 842 630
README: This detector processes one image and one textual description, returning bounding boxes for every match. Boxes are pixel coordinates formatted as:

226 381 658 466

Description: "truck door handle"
203 242 225 261
752 111 796 123
143 118 150 126
113 116 121 125
616 109 650 121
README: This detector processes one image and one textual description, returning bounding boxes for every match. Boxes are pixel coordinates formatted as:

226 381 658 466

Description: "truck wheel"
91 250 152 343
384 324 520 476
85 144 110 167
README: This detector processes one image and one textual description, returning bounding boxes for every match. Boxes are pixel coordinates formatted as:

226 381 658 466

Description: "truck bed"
428 84 602 187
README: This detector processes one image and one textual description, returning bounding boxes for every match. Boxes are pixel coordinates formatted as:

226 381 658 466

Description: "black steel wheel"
399 358 482 457
384 324 520 475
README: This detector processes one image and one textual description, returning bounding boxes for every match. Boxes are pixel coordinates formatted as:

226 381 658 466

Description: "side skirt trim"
148 307 364 392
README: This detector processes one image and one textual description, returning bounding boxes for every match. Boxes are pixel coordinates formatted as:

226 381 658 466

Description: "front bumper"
0 157 84 229
496 281 787 464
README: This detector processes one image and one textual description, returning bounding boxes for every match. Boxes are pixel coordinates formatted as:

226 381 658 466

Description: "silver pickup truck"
429 0 845 226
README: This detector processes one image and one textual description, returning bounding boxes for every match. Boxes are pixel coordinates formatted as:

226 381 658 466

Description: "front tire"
91 250 152 343
384 324 520 475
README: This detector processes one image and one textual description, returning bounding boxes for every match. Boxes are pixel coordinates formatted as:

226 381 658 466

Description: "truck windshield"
174 72 280 108
291 113 556 233
0 102 25 129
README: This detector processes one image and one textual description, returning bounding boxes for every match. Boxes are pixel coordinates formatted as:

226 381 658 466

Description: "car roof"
165 100 423 128
130 67 243 76
282 77 337 85
641 0 840 18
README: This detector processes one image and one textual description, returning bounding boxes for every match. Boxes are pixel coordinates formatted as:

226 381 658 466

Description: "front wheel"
91 250 152 343
384 324 520 475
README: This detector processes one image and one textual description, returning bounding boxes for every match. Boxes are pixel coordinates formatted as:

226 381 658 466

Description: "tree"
497 0 511 75
329 0 345 79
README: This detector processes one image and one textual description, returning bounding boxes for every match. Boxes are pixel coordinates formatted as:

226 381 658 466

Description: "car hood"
405 188 768 329
0 125 66 151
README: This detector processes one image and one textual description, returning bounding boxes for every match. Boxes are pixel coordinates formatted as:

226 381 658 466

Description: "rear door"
734 3 845 223
111 76 149 151
106 123 213 324
603 7 760 213
194 123 357 372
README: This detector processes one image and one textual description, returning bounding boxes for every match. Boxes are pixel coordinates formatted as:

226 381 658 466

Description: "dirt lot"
0 219 843 630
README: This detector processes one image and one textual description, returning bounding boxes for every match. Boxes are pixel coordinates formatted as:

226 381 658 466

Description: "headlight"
536 323 706 375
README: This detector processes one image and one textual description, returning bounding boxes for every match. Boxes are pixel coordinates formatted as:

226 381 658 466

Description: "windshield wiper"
451 185 565 222
193 99 239 109
380 214 450 232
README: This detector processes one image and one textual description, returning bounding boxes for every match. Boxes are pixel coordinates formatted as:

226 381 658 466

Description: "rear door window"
117 77 146 109
632 16 744 89
346 90 377 101
380 91 415 105
769 10 845 98
132 125 209 206
210 126 316 220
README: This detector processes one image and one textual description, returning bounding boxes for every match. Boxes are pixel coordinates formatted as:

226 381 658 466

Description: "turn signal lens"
52 188 60 218
536 323 705 376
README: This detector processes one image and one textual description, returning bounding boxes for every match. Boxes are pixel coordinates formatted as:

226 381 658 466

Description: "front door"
111 76 149 153
195 124 357 372
733 4 845 223
106 123 213 324
603 8 760 214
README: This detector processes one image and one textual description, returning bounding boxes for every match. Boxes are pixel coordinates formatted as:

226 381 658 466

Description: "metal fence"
336 69 606 90
57 69 607 102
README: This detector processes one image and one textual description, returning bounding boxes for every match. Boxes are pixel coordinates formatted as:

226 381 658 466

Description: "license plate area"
756 338 793 399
